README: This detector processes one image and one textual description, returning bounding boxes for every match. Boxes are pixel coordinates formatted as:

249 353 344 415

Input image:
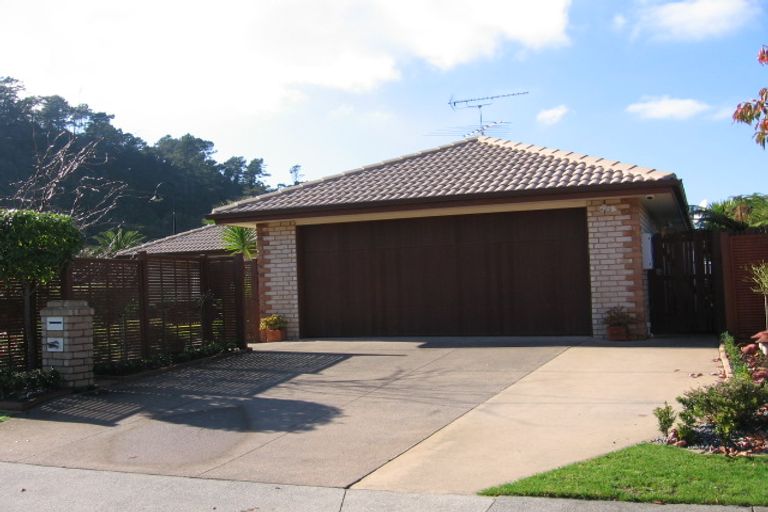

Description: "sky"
0 0 765 206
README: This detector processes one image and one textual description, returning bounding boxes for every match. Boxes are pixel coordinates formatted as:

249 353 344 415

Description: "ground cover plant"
94 342 237 376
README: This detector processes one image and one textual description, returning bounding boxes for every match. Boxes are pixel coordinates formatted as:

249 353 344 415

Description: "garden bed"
94 342 248 383
0 367 68 412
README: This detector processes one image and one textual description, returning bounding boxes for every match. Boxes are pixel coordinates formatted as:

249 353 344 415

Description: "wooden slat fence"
721 231 768 339
0 254 258 371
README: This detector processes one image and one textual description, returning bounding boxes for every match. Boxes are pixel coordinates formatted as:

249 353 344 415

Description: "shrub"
0 209 83 284
721 332 751 379
603 306 633 327
0 367 61 400
653 402 676 437
676 411 697 444
93 342 235 376
677 376 768 443
260 314 287 330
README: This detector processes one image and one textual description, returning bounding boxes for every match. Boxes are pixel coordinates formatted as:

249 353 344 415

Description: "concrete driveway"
0 337 719 494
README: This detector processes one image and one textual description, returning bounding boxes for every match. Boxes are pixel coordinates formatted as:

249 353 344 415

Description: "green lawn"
481 444 768 507
0 413 9 423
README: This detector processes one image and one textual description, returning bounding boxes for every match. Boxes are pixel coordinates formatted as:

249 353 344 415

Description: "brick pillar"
40 300 94 388
587 198 649 339
256 221 300 339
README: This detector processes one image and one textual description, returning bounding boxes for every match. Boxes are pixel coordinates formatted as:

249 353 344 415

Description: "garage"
211 136 691 340
298 208 592 337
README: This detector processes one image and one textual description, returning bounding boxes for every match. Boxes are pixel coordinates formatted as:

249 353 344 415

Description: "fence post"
60 262 73 300
137 251 150 359
199 255 213 342
720 232 737 336
233 254 246 349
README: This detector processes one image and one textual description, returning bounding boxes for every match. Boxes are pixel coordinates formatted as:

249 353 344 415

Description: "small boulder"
674 440 688 447
751 331 768 343
753 368 768 380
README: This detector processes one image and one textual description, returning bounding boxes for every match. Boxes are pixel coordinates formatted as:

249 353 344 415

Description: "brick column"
256 221 300 339
40 300 94 388
587 198 649 339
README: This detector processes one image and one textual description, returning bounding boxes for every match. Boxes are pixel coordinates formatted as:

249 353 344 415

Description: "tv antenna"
448 91 528 134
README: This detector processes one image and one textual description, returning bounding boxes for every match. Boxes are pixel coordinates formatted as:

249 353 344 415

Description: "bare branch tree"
8 130 126 230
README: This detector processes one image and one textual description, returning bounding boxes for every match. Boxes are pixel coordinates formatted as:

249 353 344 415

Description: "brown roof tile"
117 224 228 256
212 136 677 216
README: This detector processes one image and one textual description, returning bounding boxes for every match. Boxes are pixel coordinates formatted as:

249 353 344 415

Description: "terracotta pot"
606 325 629 341
263 328 285 343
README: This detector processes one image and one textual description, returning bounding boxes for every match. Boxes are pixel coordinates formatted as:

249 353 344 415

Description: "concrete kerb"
719 343 734 379
0 462 759 512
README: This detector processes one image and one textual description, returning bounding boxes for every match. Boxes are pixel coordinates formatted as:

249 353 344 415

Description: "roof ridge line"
212 137 480 214
477 136 673 178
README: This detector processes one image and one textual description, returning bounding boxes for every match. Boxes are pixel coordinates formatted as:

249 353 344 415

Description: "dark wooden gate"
649 231 723 334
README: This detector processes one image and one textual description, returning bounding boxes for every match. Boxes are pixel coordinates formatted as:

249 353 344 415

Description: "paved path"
1 462 760 512
0 337 721 495
0 338 570 488
356 339 720 493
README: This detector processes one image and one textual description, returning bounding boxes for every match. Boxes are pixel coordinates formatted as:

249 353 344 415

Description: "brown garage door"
298 208 592 337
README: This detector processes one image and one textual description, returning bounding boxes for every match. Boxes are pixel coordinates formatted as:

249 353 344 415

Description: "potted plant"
603 306 633 341
260 314 287 342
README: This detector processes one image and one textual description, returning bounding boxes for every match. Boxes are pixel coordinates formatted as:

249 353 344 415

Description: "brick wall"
587 198 649 338
256 221 300 339
40 300 94 388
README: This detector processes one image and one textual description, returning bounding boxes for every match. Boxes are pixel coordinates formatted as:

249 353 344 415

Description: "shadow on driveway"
27 351 354 432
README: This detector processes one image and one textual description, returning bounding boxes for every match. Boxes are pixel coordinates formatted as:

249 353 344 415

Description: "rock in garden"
741 344 759 355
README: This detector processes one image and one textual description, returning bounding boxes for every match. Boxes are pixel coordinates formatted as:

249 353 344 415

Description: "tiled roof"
212 136 677 216
117 224 228 256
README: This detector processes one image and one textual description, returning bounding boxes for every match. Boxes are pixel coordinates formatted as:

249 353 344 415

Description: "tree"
242 158 270 194
0 210 82 368
749 262 768 331
220 156 246 184
733 45 768 147
0 76 267 239
693 194 768 230
289 164 303 185
90 228 145 257
9 131 126 230
221 225 257 260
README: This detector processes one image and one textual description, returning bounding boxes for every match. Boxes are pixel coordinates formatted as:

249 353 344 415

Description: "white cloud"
633 0 759 41
536 105 570 125
0 0 571 143
626 96 710 120
710 106 735 120
612 14 628 31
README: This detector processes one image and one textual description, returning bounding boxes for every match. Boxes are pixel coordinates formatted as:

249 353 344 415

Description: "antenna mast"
448 91 528 135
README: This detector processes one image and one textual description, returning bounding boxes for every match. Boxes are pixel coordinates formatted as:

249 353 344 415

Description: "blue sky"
0 0 765 206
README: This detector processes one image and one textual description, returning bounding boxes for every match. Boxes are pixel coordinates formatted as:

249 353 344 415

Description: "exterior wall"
638 206 657 336
256 221 300 339
587 198 649 339
257 200 655 340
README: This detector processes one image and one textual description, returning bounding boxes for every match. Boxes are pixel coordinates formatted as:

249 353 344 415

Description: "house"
116 224 231 257
209 137 690 340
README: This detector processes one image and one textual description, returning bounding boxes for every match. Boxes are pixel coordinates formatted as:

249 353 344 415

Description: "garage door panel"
298 208 591 337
